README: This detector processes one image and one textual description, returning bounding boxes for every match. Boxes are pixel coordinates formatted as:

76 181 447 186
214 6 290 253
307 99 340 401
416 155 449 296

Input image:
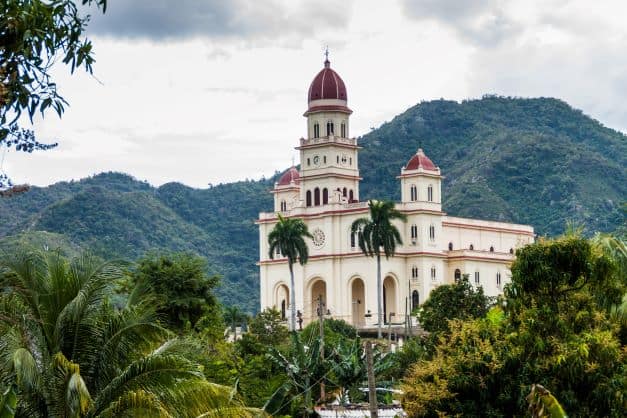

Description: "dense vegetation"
1 97 625 311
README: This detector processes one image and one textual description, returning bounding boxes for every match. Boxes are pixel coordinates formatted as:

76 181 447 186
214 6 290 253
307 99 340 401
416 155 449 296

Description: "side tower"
297 57 361 206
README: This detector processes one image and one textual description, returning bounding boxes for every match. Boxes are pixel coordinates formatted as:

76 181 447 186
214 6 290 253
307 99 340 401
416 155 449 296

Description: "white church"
257 57 534 329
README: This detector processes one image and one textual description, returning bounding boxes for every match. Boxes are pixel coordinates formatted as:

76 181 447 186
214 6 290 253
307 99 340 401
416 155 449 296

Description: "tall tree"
1 0 107 189
0 248 256 417
351 200 407 338
268 214 312 331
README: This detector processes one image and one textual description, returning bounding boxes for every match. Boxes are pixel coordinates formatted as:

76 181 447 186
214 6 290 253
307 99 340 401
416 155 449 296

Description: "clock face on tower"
313 155 320 166
311 228 326 248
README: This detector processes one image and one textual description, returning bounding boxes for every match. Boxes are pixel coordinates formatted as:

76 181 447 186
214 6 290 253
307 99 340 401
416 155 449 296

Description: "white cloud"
5 0 626 188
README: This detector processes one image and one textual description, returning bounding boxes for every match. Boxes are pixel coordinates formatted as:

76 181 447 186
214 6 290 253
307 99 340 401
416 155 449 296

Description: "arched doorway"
351 278 365 327
412 290 419 311
382 276 397 324
310 279 326 321
276 284 289 321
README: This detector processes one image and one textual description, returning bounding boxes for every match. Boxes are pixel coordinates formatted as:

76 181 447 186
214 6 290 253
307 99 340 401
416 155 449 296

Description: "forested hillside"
1 97 625 311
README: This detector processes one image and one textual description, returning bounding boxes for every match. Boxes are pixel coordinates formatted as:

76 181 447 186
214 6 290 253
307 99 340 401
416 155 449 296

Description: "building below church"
257 57 534 329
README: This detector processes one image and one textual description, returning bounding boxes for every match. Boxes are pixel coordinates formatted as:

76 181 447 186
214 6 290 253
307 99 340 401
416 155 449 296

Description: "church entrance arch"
309 279 327 322
350 277 365 327
382 276 397 324
275 284 289 321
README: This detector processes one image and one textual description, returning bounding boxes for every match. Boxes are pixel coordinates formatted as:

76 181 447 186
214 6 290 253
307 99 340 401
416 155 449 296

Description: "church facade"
257 58 534 329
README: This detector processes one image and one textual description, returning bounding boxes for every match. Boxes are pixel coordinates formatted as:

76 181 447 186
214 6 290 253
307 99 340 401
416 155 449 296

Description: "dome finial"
324 45 330 68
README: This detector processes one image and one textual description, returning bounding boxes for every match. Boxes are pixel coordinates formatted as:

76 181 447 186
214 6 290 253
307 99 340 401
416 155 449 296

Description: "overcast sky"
4 0 627 188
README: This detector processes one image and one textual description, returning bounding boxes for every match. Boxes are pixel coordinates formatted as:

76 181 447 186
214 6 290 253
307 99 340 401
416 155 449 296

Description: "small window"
280 200 287 211
326 121 334 136
314 188 320 206
411 224 418 240
349 189 354 202
454 269 461 282
343 187 347 197
341 122 346 138
350 230 357 248
306 190 312 207
349 157 352 165
474 271 480 284
430 266 436 281
429 225 435 241
323 155 327 164
496 271 502 287
307 158 311 166
337 155 340 164
448 242 453 251
410 184 417 202
509 248 514 254
490 246 494 252
313 122 320 138
411 266 418 278
427 185 433 202
469 244 474 251
275 246 281 256
412 290 419 310
322 188 328 205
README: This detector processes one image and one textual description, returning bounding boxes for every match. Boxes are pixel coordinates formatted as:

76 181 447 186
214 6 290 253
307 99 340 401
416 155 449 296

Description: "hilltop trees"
351 200 407 338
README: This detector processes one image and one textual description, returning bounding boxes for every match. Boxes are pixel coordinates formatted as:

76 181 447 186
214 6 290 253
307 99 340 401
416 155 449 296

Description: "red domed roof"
308 60 348 102
405 149 438 171
277 167 300 186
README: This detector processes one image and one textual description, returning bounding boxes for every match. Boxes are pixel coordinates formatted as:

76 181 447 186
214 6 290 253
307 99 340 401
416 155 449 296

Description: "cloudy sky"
5 0 627 188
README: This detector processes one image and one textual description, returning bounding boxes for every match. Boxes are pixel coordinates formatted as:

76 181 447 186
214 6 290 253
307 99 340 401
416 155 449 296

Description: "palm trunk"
289 261 296 332
377 253 382 339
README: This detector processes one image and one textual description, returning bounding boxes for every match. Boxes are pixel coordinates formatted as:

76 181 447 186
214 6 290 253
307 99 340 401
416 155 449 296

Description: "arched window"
496 271 502 287
430 266 436 281
307 158 310 166
341 122 346 138
342 187 347 198
314 188 321 206
427 185 433 202
349 157 352 165
454 269 461 282
313 122 320 138
280 200 287 211
509 248 514 254
410 184 417 201
490 246 494 252
411 266 418 278
336 155 339 164
412 290 419 310
429 225 435 241
410 224 418 242
323 155 327 164
448 242 453 251
322 188 328 204
469 244 474 250
349 189 354 202
326 121 334 136
306 190 312 207
474 271 480 284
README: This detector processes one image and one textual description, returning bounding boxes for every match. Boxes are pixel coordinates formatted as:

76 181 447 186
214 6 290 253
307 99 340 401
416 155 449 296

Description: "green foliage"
301 318 358 349
527 384 568 418
0 385 16 418
0 248 257 417
351 200 407 259
418 276 493 333
401 235 626 417
0 97 626 310
0 0 107 187
128 252 220 332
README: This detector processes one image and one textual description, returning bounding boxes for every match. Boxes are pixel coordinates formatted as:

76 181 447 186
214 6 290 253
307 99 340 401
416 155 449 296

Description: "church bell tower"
297 53 361 207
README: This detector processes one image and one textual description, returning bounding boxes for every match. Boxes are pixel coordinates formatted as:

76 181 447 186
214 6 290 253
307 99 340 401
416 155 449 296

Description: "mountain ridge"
1 96 625 311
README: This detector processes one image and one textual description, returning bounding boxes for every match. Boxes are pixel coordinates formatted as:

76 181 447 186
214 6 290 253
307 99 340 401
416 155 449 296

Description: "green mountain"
1 97 625 311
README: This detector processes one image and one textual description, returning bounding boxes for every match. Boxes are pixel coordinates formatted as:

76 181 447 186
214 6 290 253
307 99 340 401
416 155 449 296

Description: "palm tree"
268 214 313 331
0 249 259 417
224 306 245 340
351 200 407 338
